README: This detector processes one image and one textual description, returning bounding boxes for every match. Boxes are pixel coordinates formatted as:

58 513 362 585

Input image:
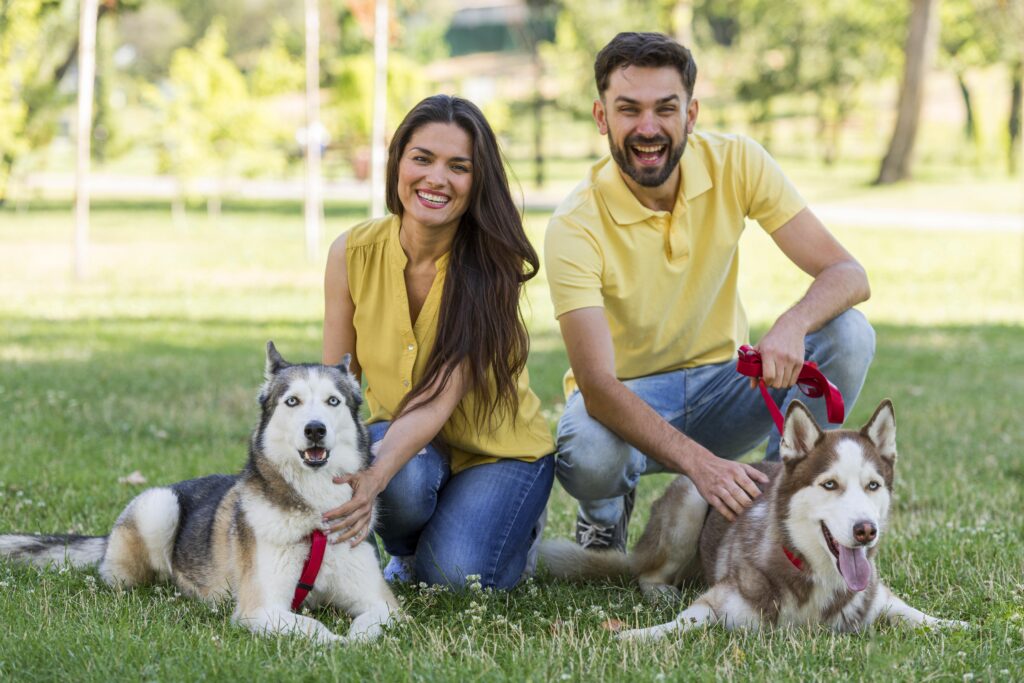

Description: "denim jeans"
367 421 555 590
555 309 876 527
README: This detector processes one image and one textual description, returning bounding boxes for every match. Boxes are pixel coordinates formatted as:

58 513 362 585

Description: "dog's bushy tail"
0 534 107 569
538 538 632 580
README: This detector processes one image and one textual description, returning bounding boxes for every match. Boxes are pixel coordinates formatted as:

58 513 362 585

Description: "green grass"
1 199 1023 682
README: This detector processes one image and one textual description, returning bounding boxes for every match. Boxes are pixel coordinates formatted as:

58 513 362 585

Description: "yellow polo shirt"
544 131 806 396
345 216 554 473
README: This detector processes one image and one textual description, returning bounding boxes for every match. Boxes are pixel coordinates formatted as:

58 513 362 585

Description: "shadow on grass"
2 317 1021 418
4 317 1020 471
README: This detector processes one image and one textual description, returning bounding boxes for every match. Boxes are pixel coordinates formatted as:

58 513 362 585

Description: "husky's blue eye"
327 396 341 407
867 481 881 491
821 480 838 491
284 396 300 407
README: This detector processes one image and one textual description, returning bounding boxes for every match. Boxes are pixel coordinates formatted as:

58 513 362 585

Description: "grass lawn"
1 200 1022 682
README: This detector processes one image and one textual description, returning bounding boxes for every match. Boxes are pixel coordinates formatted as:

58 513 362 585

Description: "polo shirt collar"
596 142 713 226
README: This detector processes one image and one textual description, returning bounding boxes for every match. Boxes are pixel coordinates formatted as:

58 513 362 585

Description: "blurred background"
1 0 1022 411
1 0 1022 214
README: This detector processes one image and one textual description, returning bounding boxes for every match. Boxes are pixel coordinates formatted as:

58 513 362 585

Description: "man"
544 32 875 552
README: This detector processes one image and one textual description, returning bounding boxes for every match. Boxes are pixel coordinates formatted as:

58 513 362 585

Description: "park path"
12 171 1024 233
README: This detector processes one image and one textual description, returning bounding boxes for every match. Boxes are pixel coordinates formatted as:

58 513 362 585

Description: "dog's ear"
333 353 362 404
861 399 897 465
265 341 290 379
335 353 352 375
780 400 822 466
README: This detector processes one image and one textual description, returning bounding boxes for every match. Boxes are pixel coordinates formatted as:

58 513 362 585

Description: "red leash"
735 345 845 434
736 345 845 572
291 530 327 611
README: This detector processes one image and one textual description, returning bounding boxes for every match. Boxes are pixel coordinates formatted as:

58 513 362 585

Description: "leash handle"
735 345 845 434
291 529 328 611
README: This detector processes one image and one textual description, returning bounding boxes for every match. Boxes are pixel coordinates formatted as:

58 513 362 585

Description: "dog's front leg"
617 585 752 642
616 602 717 642
318 542 401 643
234 608 345 644
877 586 967 629
233 544 344 643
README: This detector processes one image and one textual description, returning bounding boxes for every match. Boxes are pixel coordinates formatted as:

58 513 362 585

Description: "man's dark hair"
594 32 697 99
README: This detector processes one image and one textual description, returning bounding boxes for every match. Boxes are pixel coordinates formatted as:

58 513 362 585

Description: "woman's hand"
322 468 387 546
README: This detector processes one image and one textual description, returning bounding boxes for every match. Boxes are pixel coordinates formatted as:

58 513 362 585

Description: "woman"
321 95 555 590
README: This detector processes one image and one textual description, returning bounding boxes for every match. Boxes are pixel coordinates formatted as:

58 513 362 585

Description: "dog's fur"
541 399 965 639
0 342 399 644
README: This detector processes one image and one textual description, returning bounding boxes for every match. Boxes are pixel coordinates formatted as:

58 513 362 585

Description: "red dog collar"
291 530 327 611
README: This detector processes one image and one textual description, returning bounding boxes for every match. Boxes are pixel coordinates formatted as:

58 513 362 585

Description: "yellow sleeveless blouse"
344 216 554 473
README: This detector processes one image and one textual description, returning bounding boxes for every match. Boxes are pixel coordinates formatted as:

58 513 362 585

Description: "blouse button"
402 379 410 388
407 344 414 351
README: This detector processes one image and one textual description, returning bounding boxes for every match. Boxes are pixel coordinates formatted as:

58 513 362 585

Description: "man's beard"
609 133 687 188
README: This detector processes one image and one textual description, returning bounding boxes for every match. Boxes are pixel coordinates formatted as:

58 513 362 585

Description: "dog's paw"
936 618 970 630
615 624 667 643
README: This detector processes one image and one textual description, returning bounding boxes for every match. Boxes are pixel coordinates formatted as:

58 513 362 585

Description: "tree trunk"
0 152 14 208
75 0 99 281
1009 59 1022 176
533 53 544 188
304 0 323 262
956 71 975 144
875 0 940 185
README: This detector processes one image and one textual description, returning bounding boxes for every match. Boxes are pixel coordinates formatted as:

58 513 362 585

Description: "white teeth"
417 190 448 204
633 145 665 154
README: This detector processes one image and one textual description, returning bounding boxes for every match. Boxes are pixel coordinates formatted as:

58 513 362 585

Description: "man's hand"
753 314 808 389
322 468 386 546
685 453 771 521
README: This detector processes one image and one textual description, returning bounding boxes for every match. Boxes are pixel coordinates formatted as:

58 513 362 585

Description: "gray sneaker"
575 487 636 552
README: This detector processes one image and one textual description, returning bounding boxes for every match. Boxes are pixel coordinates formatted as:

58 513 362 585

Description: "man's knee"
818 309 876 367
555 393 638 500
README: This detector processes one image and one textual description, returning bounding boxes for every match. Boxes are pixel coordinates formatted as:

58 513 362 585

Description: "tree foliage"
0 0 78 203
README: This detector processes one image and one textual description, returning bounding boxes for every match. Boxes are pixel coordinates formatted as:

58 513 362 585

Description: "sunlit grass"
1 200 1022 681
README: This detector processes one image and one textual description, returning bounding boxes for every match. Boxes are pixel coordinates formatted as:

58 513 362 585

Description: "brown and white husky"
540 399 966 639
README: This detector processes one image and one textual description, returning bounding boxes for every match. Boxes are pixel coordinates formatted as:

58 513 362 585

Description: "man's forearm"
577 374 709 475
783 259 870 334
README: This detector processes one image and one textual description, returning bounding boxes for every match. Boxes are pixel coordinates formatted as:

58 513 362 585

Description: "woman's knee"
414 544 523 591
377 451 446 533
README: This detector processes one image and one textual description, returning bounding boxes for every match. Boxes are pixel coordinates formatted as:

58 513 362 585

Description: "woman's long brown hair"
386 95 538 430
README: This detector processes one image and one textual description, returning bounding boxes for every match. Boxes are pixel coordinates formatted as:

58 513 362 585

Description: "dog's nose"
853 520 877 545
304 421 327 442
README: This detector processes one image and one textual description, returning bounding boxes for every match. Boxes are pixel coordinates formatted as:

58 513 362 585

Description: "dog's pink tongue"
838 545 871 591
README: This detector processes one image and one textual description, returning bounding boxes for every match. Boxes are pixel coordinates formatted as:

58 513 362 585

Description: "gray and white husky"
541 399 966 639
0 342 399 644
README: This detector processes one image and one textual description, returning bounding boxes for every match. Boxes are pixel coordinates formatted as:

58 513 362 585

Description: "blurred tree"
0 0 141 204
147 18 289 218
939 0 1001 149
541 0 674 125
169 0 303 69
116 1 190 81
876 0 940 185
0 0 80 205
996 0 1023 174
694 0 902 162
251 19 306 97
326 51 428 179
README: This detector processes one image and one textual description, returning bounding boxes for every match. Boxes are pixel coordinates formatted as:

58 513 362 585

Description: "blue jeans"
556 309 876 527
367 421 555 590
